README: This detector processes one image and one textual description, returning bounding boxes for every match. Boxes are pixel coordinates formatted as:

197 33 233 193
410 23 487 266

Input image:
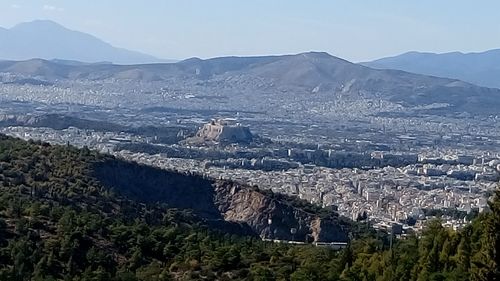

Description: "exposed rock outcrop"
188 119 253 144
213 181 349 242
94 159 349 242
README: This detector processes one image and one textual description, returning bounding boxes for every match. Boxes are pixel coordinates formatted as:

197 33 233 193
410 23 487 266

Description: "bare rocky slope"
94 158 350 242
213 181 348 242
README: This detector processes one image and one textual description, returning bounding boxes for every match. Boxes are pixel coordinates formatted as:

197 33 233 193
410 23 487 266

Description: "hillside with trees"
0 134 498 280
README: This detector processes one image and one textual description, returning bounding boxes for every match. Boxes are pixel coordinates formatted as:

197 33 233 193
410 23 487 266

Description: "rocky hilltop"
189 119 254 144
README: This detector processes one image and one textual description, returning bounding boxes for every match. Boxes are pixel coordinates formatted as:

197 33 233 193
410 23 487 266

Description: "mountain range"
363 50 500 89
0 20 164 64
2 52 500 116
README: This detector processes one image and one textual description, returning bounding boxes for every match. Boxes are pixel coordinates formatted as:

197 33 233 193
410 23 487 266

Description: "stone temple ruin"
194 119 254 144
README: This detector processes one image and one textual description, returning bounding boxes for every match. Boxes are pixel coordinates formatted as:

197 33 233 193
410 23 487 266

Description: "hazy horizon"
1 0 500 62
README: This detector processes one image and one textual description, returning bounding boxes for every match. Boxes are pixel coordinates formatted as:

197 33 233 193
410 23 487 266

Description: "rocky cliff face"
213 181 349 242
94 159 349 242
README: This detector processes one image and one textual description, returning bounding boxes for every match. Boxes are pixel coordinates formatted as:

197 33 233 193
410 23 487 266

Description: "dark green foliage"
0 134 497 280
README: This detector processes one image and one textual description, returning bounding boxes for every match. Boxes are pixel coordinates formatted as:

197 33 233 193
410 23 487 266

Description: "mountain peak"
300 51 333 57
288 51 352 66
11 19 68 31
17 19 62 26
0 20 163 64
297 51 351 62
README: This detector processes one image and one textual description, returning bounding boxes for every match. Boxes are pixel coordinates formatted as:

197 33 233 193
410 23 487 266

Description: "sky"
1 0 499 62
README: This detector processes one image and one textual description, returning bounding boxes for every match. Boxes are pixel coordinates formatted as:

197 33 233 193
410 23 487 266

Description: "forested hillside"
0 135 498 280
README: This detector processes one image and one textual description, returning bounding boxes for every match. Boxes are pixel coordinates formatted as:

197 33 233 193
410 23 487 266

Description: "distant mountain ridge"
363 49 500 89
1 52 500 115
0 20 166 64
0 51 458 85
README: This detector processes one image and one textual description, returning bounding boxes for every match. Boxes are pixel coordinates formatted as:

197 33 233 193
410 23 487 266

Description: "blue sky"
1 0 499 61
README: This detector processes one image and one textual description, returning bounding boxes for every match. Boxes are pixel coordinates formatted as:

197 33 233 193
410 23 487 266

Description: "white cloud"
43 4 64 12
11 4 21 9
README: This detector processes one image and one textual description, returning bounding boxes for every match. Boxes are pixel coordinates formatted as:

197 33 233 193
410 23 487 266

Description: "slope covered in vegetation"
0 135 498 280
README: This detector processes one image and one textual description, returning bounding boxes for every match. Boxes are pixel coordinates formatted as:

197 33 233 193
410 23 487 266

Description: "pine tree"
456 233 471 273
470 188 500 280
